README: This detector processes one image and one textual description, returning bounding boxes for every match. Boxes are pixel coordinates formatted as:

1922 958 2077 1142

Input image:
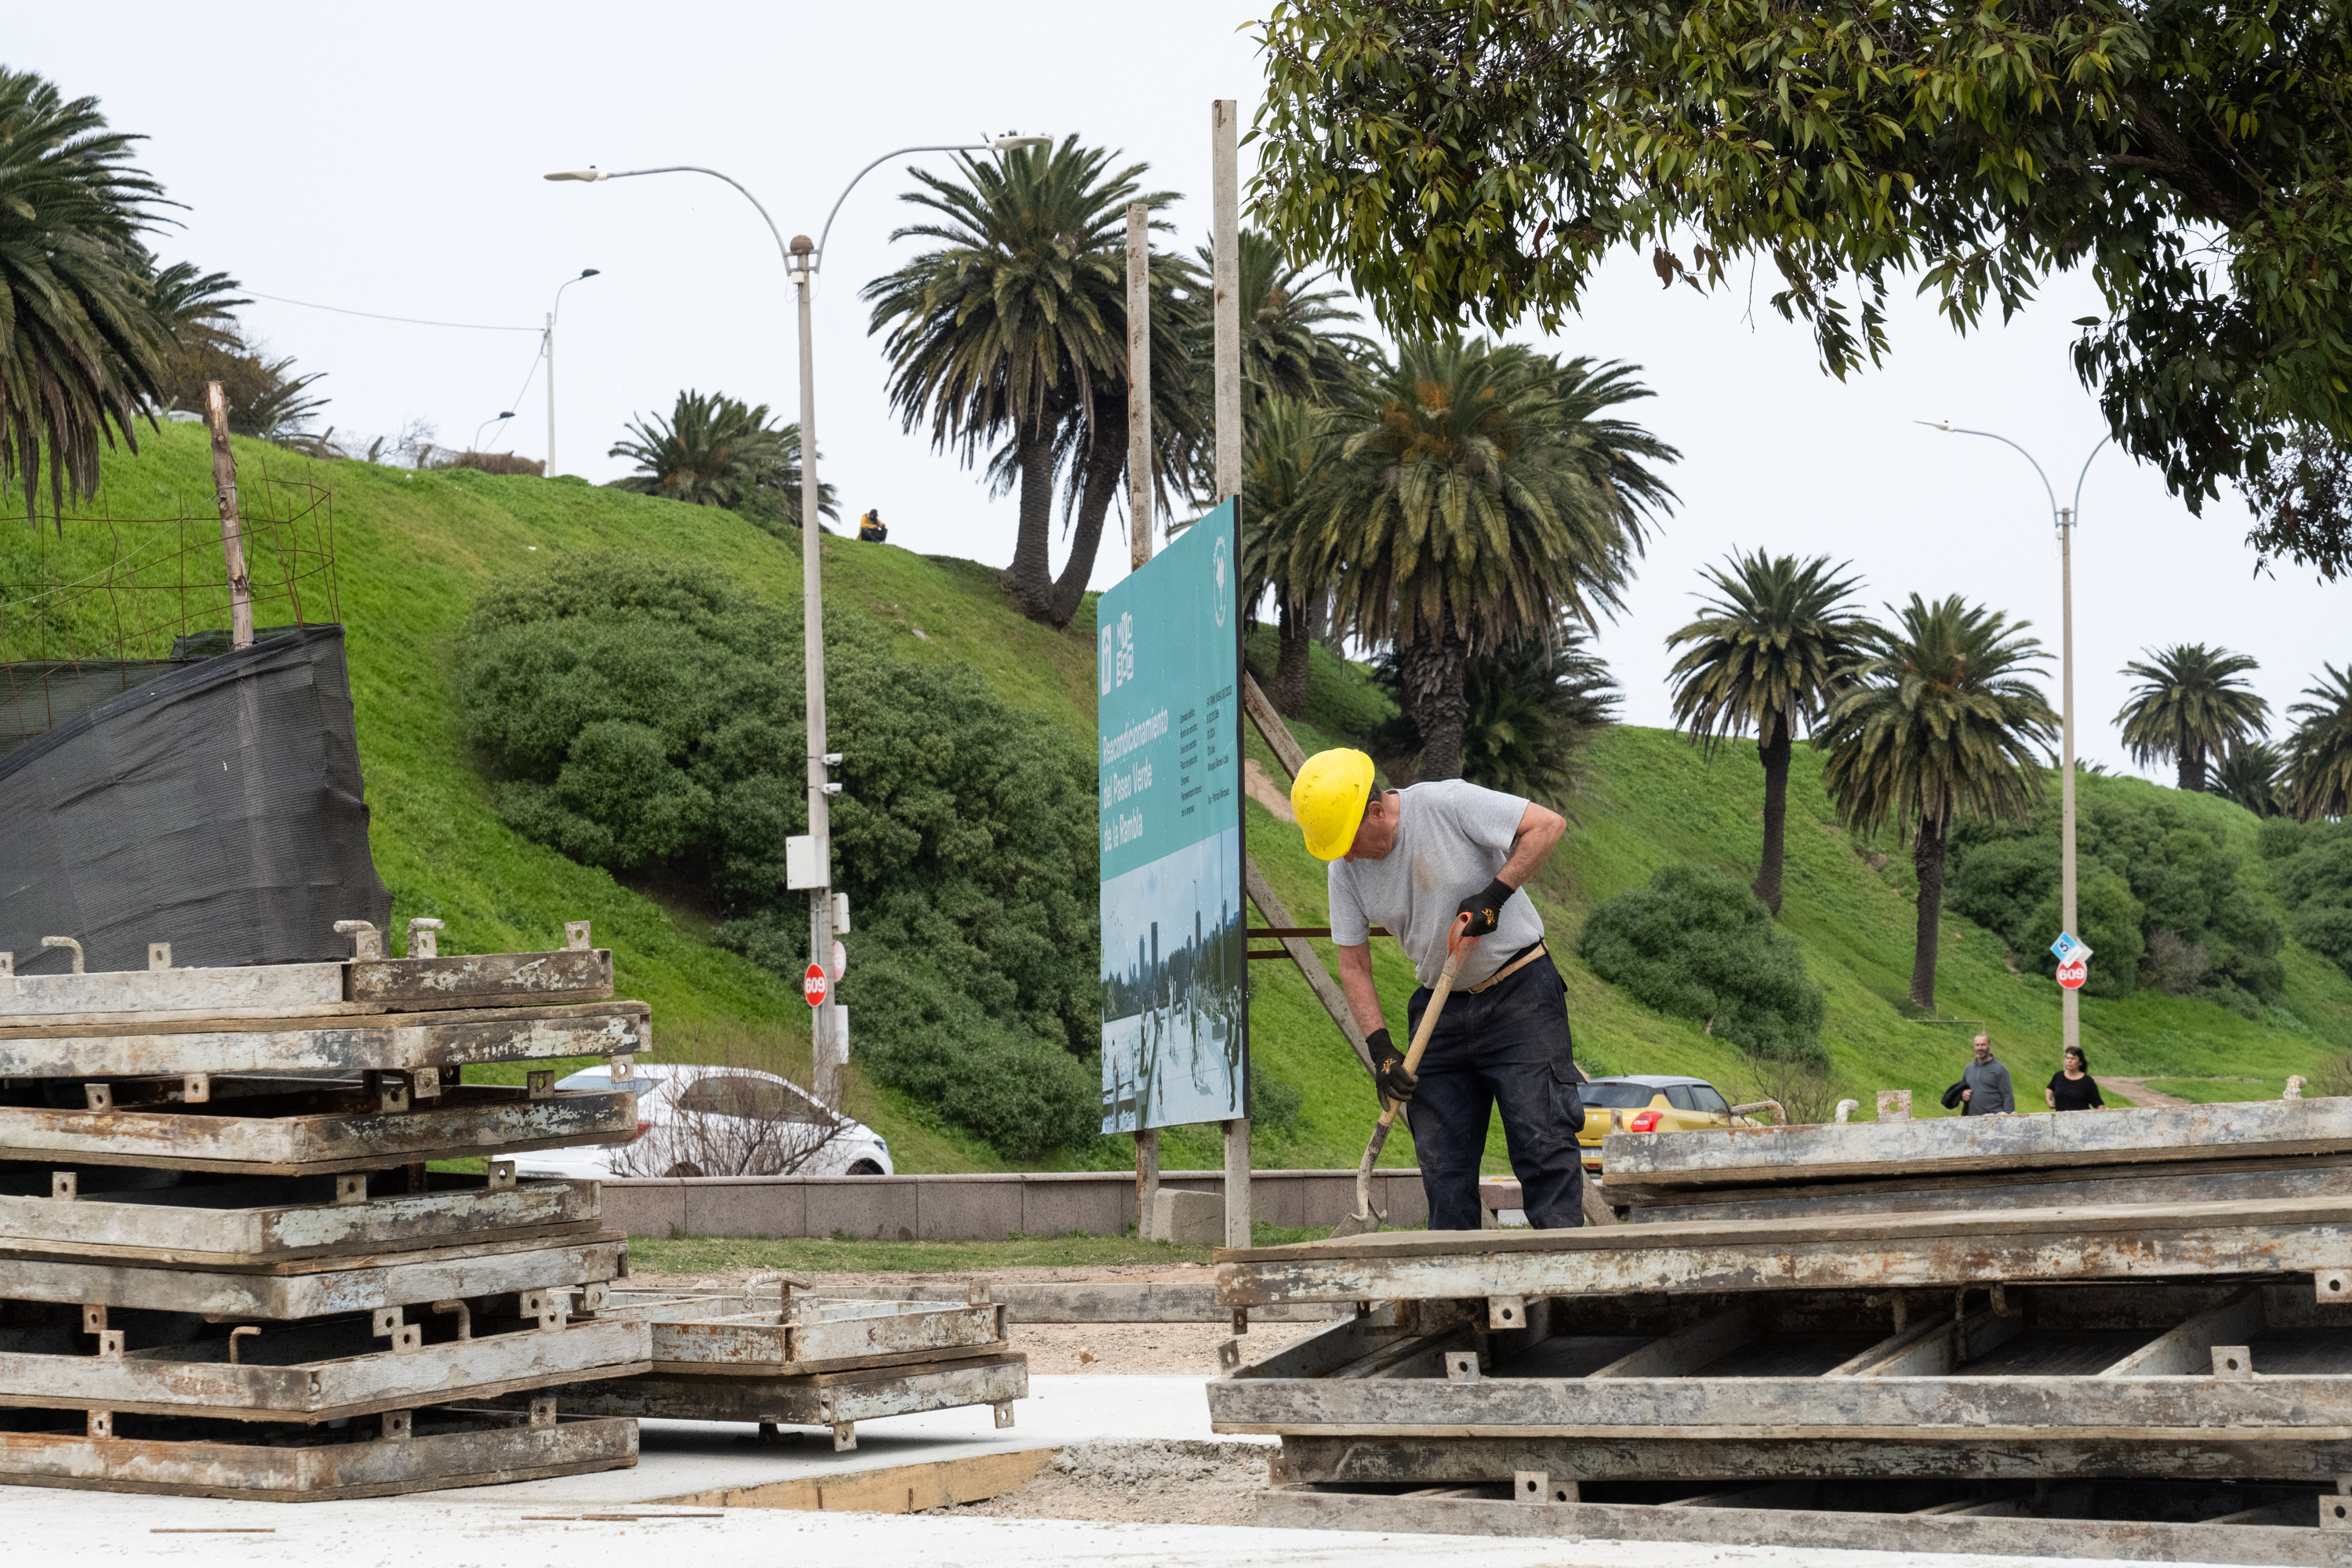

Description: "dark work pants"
1403 951 1585 1232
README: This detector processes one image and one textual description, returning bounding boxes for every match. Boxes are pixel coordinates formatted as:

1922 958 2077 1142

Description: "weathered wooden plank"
0 1317 649 1421
0 1174 598 1265
662 1445 1051 1511
1269 1432 2352 1486
1214 1197 2352 1305
1621 1154 2352 1223
0 1087 634 1176
2103 1287 2267 1378
0 964 346 1021
0 1236 628 1317
1207 1371 2352 1434
0 1001 649 1076
1254 1486 2352 1564
0 1410 636 1501
343 949 612 1009
1602 1098 2352 1191
605 1299 1005 1368
891 1279 1339 1323
514 1351 1027 1425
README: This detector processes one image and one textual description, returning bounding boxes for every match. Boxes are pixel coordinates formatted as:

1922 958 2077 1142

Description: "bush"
434 449 546 477
455 554 1102 1157
2263 818 2352 981
1577 864 1828 1066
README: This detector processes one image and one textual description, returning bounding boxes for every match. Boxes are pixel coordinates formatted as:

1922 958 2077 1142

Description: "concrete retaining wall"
601 1167 1428 1241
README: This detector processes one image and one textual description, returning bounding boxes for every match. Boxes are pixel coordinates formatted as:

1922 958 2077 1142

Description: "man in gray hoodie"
1959 1033 2016 1116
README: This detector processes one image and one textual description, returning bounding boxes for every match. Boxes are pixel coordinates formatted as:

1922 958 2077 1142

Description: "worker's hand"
1456 877 1515 938
1365 1028 1417 1105
1960 1087 1972 1102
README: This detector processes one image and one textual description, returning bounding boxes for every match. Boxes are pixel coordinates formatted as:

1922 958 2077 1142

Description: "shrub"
1577 864 1828 1066
434 449 546 477
2263 818 2352 981
455 554 1102 1157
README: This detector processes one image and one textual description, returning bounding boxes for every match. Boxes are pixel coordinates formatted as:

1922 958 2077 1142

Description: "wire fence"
0 469 339 757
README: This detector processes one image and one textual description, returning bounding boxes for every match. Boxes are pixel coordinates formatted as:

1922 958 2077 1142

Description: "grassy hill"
16 423 2352 1179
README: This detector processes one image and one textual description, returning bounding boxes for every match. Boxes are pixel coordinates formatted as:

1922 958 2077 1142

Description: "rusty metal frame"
0 1236 628 1317
0 1001 649 1078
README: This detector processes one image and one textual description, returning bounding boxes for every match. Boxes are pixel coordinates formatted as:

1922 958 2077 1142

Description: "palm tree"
865 138 1173 624
2115 644 2270 792
1194 227 1374 416
1667 552 1870 915
2208 741 2288 818
1460 629 1620 803
0 70 172 527
2286 664 2352 821
1817 595 2057 1009
1297 339 1675 778
1239 394 1333 714
608 390 836 524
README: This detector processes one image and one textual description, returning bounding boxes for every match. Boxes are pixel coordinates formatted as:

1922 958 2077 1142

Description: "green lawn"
20 426 2352 1181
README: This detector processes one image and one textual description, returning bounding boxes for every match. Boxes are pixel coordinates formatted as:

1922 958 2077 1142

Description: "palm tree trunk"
1400 630 1471 780
1909 814 1947 1010
1272 589 1312 716
1754 710 1791 916
2179 748 2207 793
1000 425 1060 622
1047 432 1127 630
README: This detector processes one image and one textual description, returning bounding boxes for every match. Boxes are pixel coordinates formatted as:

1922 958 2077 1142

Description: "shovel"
1330 914 1475 1240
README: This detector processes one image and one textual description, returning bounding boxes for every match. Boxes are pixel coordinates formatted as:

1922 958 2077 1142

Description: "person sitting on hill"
858 509 887 543
2046 1045 2106 1112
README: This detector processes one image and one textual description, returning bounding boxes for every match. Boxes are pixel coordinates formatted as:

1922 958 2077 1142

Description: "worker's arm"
1497 801 1566 890
1335 941 1416 1103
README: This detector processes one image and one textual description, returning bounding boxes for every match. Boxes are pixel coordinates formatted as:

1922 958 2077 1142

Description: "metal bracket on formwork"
2325 1494 2352 1533
1489 1295 1528 1331
431 1300 473 1341
993 1401 1016 1429
182 1073 209 1105
566 920 593 952
364 1071 409 1115
383 1410 414 1442
1989 1282 2020 1318
372 1308 422 1356
519 1288 568 1331
487 1160 517 1192
50 1173 75 1202
608 1054 634 1084
1232 1308 1249 1335
334 1174 369 1206
527 1069 554 1102
94 1330 124 1359
86 1411 112 1440
412 1065 441 1101
572 1282 609 1319
334 920 384 960
529 1397 558 1429
1513 1471 1551 1507
2318 1271 2351 1305
831 1421 858 1452
405 1162 429 1194
147 942 172 972
227 1327 258 1365
1217 1338 1243 1374
1445 1351 1482 1385
41 937 85 975
2213 1345 2256 1380
82 1084 112 1113
81 1305 106 1335
405 918 443 960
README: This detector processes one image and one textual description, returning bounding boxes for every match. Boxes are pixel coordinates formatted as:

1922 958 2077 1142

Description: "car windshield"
555 1070 655 1094
1579 1082 1659 1109
672 1073 826 1123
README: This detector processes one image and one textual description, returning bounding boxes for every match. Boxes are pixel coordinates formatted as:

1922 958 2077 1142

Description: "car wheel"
846 1160 884 1176
664 1161 705 1178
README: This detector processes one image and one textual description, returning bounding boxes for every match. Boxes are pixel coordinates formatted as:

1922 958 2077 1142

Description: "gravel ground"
927 1439 1274 1526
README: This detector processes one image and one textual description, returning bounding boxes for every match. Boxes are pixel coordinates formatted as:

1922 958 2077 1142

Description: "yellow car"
1576 1074 1755 1171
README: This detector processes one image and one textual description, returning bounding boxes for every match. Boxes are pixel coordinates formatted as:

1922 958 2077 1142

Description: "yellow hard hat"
1292 748 1376 861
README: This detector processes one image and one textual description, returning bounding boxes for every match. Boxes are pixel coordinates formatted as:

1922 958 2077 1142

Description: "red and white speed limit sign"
2056 958 2088 991
802 963 829 1008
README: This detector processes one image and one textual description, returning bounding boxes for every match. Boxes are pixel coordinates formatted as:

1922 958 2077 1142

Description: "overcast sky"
22 2 2343 785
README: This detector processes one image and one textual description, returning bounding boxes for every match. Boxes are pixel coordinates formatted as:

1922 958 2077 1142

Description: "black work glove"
1457 876 1515 938
1365 1027 1417 1105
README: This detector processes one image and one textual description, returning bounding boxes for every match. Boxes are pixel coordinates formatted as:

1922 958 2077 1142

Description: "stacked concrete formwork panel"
1210 1096 2352 1563
0 920 654 1499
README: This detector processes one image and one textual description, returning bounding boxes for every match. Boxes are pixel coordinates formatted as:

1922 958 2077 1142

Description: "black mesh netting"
0 625 391 974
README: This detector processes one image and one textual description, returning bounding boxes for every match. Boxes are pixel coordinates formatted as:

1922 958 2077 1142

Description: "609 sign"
803 964 829 1008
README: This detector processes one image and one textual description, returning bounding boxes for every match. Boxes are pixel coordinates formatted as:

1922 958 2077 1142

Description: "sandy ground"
927 1439 1274 1526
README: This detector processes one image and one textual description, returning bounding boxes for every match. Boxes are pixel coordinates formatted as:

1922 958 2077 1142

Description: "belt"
1464 941 1548 995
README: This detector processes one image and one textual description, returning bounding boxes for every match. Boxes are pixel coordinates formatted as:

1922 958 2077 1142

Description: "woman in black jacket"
2045 1046 2105 1112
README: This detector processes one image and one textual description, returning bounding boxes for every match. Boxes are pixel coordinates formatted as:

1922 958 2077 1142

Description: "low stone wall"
601 1167 1428 1242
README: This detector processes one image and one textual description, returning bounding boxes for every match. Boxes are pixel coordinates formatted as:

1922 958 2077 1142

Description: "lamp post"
543 269 601 475
471 411 517 456
1919 421 2110 1064
546 136 1047 1102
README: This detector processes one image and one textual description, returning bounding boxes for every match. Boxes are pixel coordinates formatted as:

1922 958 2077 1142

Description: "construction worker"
858 509 888 543
1291 748 1582 1231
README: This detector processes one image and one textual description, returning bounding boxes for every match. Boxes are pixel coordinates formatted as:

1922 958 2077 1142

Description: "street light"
546 132 1048 1104
471 411 517 454
546 269 601 474
1918 419 2110 1065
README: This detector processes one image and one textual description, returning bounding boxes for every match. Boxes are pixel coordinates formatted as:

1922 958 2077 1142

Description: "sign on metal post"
801 964 829 1009
2051 931 2092 967
1098 498 1247 1134
2056 958 2088 991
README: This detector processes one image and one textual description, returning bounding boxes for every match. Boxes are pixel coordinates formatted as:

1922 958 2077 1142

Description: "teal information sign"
1097 499 1246 1133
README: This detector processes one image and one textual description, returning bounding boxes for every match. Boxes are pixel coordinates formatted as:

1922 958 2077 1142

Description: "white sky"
22 2 2344 784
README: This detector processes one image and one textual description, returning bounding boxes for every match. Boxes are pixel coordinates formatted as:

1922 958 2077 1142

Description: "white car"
515 1063 893 1180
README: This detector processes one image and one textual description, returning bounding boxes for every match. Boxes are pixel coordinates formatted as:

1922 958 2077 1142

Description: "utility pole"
202 381 253 650
1211 97 1249 1255
793 234 842 1106
2058 504 2078 1065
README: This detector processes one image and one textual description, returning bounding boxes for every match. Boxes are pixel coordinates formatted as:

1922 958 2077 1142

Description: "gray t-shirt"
1961 1058 2016 1116
1328 779 1542 989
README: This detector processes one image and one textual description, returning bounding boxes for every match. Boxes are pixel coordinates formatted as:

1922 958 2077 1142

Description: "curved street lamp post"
1919 421 2110 1067
546 137 1047 1102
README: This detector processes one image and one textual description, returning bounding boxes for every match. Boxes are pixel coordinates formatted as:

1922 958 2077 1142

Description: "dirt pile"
936 1439 1273 1526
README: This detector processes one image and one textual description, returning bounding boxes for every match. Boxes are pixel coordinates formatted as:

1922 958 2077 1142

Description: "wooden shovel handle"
1377 915 1475 1128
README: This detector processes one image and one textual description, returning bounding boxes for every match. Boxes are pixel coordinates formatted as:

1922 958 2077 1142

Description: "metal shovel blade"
1327 1116 1395 1239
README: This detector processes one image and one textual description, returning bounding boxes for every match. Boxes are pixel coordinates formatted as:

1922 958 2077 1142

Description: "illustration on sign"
1098 499 1247 1134
2050 931 2093 966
